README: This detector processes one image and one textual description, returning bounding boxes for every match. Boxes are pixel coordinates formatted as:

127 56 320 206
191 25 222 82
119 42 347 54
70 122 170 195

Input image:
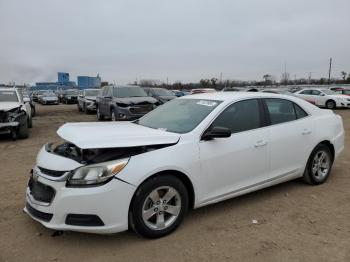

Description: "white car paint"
295 88 350 108
0 88 32 121
24 92 345 234
57 122 180 149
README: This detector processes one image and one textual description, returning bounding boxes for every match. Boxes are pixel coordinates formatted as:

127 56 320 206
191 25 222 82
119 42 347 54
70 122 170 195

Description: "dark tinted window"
294 104 308 119
265 99 297 125
211 99 261 134
300 90 312 95
311 90 321 95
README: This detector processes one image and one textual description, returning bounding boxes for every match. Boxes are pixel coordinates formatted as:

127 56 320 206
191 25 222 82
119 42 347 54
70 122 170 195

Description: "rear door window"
264 99 297 125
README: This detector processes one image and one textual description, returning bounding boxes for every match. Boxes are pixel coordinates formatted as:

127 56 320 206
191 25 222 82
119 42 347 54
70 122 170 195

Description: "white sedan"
294 88 350 109
24 93 345 238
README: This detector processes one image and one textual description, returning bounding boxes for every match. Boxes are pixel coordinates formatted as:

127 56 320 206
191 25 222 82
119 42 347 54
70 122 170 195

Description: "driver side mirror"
320 93 325 96
202 126 231 141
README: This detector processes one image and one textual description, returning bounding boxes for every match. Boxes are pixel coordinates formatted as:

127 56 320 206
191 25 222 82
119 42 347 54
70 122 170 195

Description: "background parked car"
96 85 158 121
38 91 59 105
20 90 36 117
294 88 350 109
330 87 350 96
171 90 186 97
143 87 177 104
31 90 47 102
0 87 32 139
77 88 100 113
61 89 79 104
190 88 216 94
261 89 295 96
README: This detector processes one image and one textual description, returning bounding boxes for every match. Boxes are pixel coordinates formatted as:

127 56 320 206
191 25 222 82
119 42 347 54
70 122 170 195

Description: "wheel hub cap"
142 186 181 230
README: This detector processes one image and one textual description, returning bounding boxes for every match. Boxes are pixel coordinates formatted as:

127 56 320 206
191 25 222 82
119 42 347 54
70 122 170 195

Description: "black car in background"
61 89 79 104
96 85 157 121
142 87 176 104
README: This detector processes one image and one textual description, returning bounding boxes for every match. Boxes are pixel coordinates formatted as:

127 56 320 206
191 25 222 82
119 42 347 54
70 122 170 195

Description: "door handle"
254 140 267 148
302 129 312 135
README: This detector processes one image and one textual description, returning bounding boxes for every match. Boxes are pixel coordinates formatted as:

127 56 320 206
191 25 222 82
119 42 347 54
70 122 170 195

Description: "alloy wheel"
311 150 330 181
142 186 181 230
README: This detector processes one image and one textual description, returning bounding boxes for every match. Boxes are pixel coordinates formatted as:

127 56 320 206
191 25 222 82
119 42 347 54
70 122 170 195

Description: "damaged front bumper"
0 121 19 134
24 145 136 234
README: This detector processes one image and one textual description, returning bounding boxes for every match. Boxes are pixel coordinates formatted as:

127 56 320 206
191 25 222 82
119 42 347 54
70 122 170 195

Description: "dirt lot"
0 104 349 262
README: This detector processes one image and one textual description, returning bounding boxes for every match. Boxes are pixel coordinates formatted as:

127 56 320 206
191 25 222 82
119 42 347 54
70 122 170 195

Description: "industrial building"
30 72 102 91
77 74 101 89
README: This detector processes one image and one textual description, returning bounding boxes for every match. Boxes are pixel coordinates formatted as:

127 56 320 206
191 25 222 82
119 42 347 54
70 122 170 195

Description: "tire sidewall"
305 144 333 184
130 175 188 238
326 100 336 109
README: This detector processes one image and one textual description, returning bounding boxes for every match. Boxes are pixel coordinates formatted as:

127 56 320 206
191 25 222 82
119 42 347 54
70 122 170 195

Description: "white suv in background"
295 88 350 109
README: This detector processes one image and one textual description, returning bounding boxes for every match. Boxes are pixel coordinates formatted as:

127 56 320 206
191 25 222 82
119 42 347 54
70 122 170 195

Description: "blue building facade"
77 75 101 89
58 72 70 84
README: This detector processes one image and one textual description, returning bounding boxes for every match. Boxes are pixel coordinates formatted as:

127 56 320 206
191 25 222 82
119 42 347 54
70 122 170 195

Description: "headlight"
67 158 129 186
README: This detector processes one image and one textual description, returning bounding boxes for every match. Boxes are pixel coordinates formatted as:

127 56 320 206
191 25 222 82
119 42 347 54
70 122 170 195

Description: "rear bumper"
24 168 136 234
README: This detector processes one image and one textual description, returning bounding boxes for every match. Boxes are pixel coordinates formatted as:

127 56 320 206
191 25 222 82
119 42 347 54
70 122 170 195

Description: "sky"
0 0 349 85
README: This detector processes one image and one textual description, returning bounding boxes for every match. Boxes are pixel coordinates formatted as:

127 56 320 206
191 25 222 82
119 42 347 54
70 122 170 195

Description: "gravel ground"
0 104 349 262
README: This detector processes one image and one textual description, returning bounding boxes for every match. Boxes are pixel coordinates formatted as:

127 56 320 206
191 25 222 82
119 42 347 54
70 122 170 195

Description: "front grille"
38 167 67 177
26 203 53 222
65 214 104 227
28 175 55 203
129 104 153 114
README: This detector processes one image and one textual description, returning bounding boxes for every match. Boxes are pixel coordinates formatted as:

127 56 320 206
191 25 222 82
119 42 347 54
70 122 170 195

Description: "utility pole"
166 77 168 88
328 57 332 85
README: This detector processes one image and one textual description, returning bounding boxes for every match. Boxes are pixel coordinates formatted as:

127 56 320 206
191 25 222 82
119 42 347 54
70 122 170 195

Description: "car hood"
114 96 158 105
57 122 180 149
0 102 21 111
158 95 176 101
42 96 58 100
85 96 97 101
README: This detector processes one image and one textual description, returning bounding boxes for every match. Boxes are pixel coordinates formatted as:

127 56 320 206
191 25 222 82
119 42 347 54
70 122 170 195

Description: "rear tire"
302 144 333 185
83 103 88 114
129 175 188 238
326 100 336 109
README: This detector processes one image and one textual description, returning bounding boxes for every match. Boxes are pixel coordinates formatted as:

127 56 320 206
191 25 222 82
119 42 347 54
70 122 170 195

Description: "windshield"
85 90 99 96
137 99 221 134
66 90 78 95
152 88 174 96
43 92 56 97
113 86 148 98
0 90 19 102
322 89 336 95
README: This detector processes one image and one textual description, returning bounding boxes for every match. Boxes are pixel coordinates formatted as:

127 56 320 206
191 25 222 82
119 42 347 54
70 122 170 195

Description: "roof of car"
181 91 288 101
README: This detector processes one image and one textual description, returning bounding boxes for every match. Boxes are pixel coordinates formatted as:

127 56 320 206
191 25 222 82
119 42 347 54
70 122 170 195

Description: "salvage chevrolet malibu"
24 92 345 238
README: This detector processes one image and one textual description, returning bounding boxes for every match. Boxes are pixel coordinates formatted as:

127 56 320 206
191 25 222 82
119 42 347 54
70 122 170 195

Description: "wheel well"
319 140 335 161
326 99 335 104
131 170 195 210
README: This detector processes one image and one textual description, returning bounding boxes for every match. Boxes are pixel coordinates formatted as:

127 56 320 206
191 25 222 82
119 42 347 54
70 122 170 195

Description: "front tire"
18 116 29 139
326 100 336 109
302 144 333 185
130 175 188 238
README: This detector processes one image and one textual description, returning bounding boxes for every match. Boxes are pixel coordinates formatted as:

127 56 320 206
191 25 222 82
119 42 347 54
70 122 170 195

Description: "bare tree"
341 71 347 81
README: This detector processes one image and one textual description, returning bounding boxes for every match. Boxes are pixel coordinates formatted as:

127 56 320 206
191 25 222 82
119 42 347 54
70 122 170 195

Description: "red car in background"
330 87 350 96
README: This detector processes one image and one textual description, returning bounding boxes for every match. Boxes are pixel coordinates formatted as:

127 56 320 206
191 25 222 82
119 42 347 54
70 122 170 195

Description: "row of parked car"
89 85 350 122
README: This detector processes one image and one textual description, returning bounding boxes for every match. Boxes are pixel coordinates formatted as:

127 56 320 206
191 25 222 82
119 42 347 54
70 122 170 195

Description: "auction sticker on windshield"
196 100 218 107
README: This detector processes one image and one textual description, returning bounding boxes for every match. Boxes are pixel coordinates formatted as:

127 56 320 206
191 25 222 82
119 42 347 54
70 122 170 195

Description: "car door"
100 86 111 115
310 90 326 106
263 98 315 180
297 90 315 104
199 99 270 203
